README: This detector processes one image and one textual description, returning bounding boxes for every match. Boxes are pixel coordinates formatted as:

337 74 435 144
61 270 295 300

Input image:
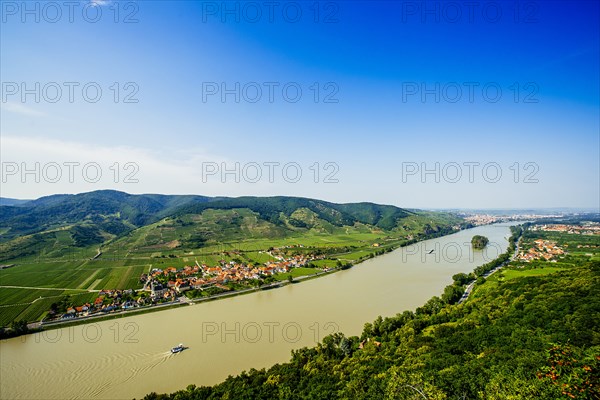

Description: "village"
516 239 566 263
144 249 325 298
46 249 326 322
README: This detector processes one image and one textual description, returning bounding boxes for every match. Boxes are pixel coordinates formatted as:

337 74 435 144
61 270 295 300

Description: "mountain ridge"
0 190 464 263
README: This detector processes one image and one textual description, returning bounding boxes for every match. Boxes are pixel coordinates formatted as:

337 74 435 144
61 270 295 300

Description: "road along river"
0 223 515 400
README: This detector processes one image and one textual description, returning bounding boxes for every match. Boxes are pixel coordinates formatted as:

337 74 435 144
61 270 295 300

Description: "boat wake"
5 350 179 399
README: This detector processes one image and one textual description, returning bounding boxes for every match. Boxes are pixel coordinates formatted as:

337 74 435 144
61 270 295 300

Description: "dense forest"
142 227 599 400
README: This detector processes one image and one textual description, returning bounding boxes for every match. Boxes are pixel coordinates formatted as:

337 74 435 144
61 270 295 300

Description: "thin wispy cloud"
1 102 47 118
0 135 229 198
89 0 112 6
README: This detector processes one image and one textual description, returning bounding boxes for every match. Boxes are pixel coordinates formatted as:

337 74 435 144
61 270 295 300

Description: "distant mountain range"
0 198 32 207
1 191 213 239
0 190 463 262
439 208 600 215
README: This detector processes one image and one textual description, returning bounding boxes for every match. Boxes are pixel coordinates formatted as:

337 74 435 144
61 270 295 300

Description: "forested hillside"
0 191 462 263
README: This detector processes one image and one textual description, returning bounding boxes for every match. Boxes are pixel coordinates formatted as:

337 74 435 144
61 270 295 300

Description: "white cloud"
0 136 228 198
1 102 47 118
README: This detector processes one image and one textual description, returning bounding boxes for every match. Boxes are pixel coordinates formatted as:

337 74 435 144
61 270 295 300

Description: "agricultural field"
0 258 148 325
310 259 343 269
0 287 97 326
273 267 322 281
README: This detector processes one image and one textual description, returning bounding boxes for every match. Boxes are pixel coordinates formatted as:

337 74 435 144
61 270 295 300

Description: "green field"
501 266 565 279
310 259 340 268
273 267 322 281
0 258 148 325
0 287 98 326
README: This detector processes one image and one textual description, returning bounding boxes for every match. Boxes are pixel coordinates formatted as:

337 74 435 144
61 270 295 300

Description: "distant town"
464 213 564 225
531 223 600 235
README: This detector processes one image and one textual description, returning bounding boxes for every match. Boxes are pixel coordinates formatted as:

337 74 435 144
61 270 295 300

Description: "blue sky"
1 0 598 209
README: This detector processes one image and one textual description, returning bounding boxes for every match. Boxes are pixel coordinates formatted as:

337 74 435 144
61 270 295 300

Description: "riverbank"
458 227 523 303
32 267 343 333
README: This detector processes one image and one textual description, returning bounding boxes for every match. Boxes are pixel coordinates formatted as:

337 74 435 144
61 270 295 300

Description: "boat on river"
171 344 184 353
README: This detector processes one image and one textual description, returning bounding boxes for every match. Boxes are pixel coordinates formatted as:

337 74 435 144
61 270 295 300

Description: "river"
0 223 514 400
